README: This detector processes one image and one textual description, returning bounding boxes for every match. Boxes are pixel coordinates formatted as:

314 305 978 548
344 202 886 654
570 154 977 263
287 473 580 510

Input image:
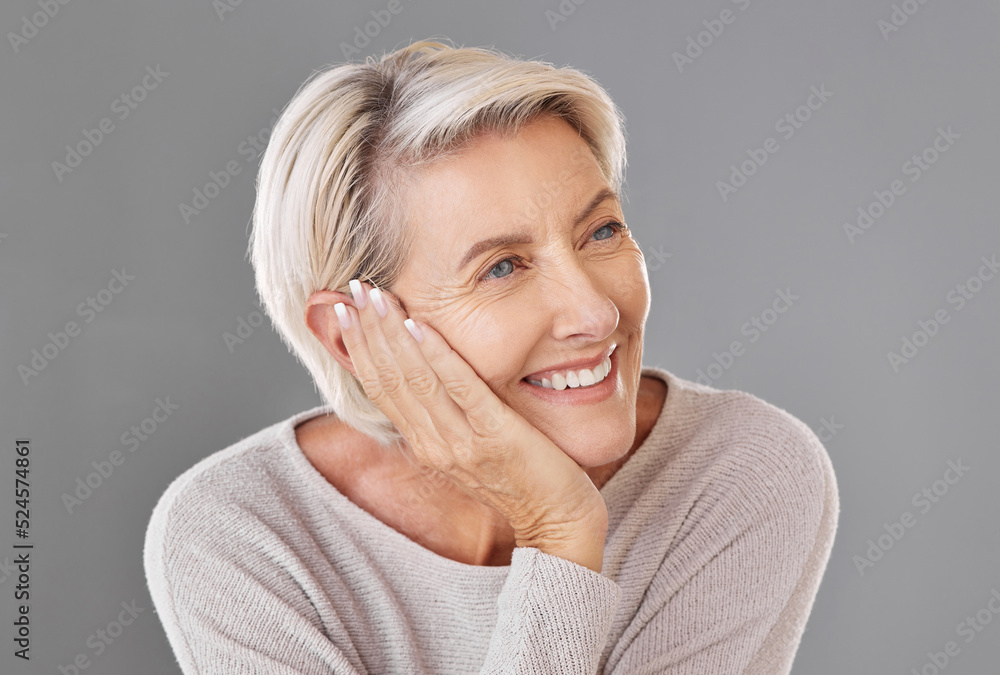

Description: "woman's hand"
334 279 609 572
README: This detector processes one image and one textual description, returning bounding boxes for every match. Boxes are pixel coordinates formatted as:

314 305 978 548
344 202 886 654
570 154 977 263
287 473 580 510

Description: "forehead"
402 117 613 261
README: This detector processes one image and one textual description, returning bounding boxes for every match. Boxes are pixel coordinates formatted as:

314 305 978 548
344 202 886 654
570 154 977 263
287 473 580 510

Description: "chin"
505 388 639 469
548 416 637 468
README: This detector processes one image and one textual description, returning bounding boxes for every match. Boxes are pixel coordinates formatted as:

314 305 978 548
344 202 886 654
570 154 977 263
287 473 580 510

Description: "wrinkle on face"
382 115 650 464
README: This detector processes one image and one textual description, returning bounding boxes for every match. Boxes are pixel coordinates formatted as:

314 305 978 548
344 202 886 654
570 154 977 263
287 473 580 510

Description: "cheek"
607 249 650 322
463 306 504 345
436 304 535 385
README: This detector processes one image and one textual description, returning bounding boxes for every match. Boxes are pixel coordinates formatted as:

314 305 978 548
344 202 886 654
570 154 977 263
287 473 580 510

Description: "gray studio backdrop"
3 0 999 673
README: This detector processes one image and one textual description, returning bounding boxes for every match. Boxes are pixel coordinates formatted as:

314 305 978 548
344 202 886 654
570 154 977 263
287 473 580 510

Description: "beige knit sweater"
144 365 839 674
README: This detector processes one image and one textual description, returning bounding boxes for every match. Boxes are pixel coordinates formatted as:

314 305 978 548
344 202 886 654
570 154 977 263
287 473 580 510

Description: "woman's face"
390 115 651 468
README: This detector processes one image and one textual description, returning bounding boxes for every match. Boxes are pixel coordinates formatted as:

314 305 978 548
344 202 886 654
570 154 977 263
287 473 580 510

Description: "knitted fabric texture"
144 365 839 674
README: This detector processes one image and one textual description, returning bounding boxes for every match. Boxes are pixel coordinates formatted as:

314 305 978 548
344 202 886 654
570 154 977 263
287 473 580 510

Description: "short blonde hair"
248 39 627 449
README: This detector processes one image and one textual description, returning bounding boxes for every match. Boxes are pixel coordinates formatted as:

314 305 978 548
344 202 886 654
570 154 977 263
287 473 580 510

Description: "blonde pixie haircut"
248 39 627 450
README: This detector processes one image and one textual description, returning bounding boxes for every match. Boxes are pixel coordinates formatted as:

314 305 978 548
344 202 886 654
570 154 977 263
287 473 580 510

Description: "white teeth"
526 354 612 390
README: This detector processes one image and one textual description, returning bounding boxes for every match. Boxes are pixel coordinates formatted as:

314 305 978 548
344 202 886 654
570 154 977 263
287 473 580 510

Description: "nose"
541 258 618 342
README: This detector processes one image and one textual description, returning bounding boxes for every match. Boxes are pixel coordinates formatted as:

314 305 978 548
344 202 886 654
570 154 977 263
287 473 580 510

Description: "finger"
335 295 408 436
355 283 473 459
350 280 465 453
358 286 557 514
395 313 512 441
353 282 509 466
367 286 469 417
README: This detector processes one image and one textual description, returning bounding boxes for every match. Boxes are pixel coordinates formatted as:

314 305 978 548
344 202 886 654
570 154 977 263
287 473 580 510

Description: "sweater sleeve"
479 546 622 674
605 423 839 675
143 498 366 675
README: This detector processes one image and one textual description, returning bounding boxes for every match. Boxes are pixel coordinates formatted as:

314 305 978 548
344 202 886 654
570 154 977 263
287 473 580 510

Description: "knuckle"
387 337 404 358
443 378 474 406
360 375 384 403
433 453 461 478
474 404 509 437
449 443 477 469
378 366 405 397
369 351 406 396
372 350 394 369
484 413 504 435
415 438 458 475
405 369 437 397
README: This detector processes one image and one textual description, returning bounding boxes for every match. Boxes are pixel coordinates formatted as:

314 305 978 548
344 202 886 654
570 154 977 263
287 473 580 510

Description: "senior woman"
144 40 839 674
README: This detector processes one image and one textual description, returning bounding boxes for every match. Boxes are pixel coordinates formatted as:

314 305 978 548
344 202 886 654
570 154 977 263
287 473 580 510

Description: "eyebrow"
456 187 619 273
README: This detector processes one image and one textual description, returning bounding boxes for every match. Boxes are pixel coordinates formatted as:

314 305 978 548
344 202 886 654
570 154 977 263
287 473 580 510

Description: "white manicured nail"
404 318 423 343
349 279 367 309
334 302 351 329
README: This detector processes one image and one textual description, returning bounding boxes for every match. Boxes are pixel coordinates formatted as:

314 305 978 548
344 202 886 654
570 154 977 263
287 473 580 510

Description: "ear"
304 290 358 377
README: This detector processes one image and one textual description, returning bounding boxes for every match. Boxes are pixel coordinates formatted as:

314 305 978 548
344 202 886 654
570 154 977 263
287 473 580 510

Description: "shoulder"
669 378 839 540
142 411 318 583
641 379 840 599
606 375 840 674
141 410 356 667
714 389 830 475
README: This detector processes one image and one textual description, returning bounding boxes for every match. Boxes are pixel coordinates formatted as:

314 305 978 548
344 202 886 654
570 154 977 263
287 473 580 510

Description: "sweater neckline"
279 364 688 575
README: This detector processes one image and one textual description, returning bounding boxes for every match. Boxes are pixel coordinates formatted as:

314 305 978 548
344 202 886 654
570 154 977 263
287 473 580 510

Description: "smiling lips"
523 344 616 390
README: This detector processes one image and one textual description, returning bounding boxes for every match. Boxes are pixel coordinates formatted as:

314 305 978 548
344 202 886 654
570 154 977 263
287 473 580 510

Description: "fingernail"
404 318 423 343
334 302 351 329
369 287 388 317
349 279 367 309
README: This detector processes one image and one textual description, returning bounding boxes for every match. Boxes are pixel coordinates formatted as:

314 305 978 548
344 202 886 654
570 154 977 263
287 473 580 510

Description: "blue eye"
479 220 626 284
484 258 517 281
593 222 619 241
